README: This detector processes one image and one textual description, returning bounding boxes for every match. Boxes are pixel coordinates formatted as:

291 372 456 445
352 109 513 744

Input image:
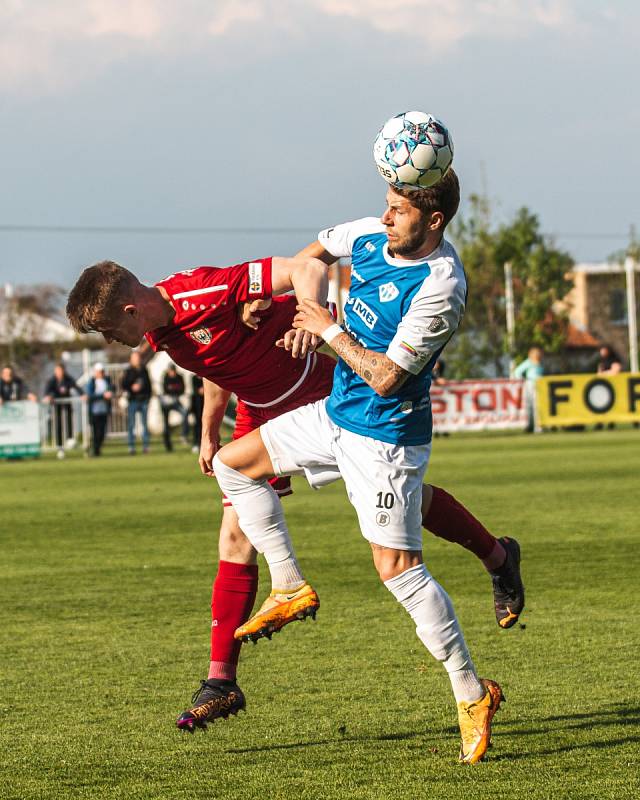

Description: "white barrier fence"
431 378 529 433
4 379 527 458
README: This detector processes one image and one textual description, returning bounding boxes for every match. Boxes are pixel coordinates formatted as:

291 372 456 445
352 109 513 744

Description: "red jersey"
145 259 318 407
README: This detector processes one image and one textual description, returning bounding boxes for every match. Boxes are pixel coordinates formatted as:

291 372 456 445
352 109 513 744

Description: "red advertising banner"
431 378 528 432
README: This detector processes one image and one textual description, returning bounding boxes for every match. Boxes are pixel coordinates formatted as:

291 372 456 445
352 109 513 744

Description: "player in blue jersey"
213 170 505 764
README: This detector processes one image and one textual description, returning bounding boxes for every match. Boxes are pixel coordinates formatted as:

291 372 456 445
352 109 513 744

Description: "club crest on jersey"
352 297 378 330
427 316 446 333
189 327 212 345
248 262 263 295
378 282 399 303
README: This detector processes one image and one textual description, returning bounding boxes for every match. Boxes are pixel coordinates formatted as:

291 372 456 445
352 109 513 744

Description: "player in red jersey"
67 253 522 733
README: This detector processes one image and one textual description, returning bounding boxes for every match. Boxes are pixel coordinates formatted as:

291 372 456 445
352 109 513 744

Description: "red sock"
209 561 259 681
423 486 497 560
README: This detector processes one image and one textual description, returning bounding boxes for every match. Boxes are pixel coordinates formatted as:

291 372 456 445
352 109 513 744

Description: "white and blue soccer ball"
373 111 454 189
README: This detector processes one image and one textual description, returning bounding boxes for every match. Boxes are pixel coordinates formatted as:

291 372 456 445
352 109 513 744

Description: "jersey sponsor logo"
248 262 263 294
365 241 376 253
427 315 446 333
351 266 366 283
189 327 212 345
352 297 378 330
378 281 399 303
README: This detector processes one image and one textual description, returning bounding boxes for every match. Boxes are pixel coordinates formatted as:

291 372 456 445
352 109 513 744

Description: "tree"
446 196 574 378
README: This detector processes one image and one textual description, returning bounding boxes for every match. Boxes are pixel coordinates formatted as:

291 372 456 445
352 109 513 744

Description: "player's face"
101 307 146 348
380 189 430 257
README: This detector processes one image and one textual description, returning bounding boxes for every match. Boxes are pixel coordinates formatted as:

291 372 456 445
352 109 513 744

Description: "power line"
0 223 318 235
0 223 631 240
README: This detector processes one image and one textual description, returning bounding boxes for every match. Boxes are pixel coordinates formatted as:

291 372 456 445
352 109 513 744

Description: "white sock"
384 564 484 703
213 454 305 591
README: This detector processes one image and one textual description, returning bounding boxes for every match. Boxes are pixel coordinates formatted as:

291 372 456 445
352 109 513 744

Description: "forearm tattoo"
331 332 408 395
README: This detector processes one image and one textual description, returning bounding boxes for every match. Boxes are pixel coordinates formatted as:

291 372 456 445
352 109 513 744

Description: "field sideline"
1 430 639 799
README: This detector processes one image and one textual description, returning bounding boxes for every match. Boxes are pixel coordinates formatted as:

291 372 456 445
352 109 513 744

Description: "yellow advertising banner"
536 373 640 426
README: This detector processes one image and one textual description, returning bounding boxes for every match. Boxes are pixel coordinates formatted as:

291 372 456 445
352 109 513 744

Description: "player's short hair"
66 261 139 334
393 168 460 229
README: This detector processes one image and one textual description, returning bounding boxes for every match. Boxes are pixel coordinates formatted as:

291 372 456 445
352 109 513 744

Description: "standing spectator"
514 347 544 432
190 374 205 454
160 363 189 451
431 357 447 386
0 365 37 403
596 345 623 375
86 363 113 456
122 351 152 454
44 363 81 457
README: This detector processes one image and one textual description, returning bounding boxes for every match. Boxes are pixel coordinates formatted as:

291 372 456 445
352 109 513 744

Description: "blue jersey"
318 217 467 446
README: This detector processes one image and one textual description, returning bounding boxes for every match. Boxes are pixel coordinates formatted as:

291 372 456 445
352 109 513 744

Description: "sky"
0 0 639 289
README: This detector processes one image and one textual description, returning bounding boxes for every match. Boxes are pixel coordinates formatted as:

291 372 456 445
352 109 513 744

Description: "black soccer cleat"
491 536 525 629
176 679 246 732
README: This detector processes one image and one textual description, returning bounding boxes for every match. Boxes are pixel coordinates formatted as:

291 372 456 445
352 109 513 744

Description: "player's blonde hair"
393 168 460 229
66 261 139 334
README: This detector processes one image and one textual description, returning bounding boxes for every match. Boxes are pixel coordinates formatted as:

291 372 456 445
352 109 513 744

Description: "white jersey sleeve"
386 252 467 375
318 217 384 258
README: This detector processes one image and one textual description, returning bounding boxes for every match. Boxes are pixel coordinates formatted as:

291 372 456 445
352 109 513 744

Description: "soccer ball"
373 111 453 189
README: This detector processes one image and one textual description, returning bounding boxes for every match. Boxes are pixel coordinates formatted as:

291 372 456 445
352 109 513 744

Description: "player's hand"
276 328 320 358
240 298 272 330
199 434 221 477
293 299 334 337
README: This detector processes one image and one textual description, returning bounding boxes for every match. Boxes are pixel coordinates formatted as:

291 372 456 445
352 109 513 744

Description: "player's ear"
428 211 445 231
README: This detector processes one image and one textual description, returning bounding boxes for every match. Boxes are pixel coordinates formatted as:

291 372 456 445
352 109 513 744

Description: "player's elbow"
304 257 328 280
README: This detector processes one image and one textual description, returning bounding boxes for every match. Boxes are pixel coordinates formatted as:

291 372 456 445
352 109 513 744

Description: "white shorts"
260 398 431 551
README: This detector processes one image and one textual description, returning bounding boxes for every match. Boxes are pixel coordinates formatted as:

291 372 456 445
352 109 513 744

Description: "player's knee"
373 546 422 583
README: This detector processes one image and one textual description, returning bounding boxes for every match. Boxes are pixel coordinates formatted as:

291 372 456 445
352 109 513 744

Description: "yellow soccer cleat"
234 583 320 643
457 678 505 764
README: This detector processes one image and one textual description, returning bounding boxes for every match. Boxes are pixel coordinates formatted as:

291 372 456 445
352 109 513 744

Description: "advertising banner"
536 373 640 427
431 379 528 432
0 400 41 458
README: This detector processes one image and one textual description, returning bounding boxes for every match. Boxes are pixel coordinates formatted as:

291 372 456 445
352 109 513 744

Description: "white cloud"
0 0 630 93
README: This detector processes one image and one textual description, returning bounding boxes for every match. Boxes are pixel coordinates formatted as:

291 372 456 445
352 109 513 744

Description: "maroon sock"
423 486 497 560
209 561 259 681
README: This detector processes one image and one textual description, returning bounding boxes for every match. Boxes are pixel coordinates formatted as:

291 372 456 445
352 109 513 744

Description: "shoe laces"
191 680 209 704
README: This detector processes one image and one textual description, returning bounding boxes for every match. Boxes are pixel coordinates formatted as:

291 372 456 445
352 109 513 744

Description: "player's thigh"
260 399 337 478
216 428 274 479
335 431 431 551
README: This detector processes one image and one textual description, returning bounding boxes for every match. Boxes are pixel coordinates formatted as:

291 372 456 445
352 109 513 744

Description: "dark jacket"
163 372 185 398
122 367 152 401
44 373 80 400
0 377 27 402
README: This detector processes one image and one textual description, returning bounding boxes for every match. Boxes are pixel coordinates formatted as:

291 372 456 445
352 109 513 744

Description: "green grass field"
2 430 639 799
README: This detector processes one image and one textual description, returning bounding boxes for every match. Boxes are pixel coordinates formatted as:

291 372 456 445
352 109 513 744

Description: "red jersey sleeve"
156 258 273 308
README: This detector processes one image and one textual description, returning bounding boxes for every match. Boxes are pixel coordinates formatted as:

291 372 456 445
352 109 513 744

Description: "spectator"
0 365 37 403
596 345 623 375
514 347 544 432
432 357 447 386
44 363 82 457
122 351 152 454
86 363 113 457
190 374 205 454
160 363 189 451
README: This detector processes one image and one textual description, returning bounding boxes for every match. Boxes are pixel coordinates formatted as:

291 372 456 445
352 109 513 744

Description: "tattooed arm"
293 299 410 397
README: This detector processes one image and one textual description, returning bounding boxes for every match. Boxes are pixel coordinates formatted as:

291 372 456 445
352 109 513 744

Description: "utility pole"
504 262 516 376
625 256 638 372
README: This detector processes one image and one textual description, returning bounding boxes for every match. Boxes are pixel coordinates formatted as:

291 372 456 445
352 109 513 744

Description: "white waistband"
241 353 316 409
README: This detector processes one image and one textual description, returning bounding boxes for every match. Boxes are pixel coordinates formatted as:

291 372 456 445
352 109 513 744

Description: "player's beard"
387 217 430 258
